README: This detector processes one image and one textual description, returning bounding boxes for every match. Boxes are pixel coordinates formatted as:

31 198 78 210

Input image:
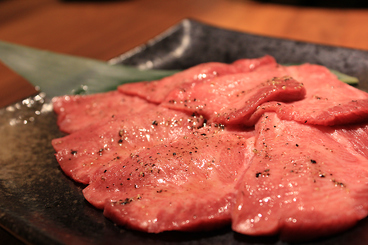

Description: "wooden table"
1 0 368 243
1 0 368 108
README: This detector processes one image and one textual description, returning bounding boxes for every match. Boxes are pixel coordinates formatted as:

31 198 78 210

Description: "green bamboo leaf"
329 69 359 85
0 40 178 98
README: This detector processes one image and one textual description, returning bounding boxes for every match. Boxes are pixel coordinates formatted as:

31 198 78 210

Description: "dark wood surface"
1 0 368 243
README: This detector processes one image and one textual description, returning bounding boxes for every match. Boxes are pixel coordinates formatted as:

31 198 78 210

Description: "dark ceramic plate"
1 19 368 245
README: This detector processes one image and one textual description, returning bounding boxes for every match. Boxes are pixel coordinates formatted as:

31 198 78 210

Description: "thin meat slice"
251 64 368 126
83 125 255 233
232 113 368 241
52 106 204 184
118 55 277 104
52 91 151 134
329 124 368 159
162 70 305 126
50 56 368 241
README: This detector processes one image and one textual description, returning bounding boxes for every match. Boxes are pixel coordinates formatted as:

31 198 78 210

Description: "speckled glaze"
1 19 368 245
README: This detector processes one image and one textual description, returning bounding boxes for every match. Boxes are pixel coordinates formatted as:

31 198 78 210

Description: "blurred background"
1 0 368 107
255 0 368 7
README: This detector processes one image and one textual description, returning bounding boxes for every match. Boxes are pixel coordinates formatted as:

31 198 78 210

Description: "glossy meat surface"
162 73 305 126
52 91 151 134
253 64 368 126
233 113 368 241
84 126 255 232
118 55 277 104
51 56 368 241
52 105 204 184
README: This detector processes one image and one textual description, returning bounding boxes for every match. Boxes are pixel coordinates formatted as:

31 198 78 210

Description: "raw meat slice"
329 124 368 159
52 91 151 134
51 56 368 241
162 71 305 126
83 125 255 233
232 113 368 241
251 64 368 126
117 55 277 104
163 63 368 127
52 106 204 184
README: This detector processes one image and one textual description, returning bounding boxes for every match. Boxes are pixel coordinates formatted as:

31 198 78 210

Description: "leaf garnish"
0 40 178 98
0 41 359 99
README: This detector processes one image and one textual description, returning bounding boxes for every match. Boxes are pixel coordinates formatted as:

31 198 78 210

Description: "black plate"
2 19 368 245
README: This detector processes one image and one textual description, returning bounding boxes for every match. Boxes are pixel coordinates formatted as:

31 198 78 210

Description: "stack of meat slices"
51 55 368 241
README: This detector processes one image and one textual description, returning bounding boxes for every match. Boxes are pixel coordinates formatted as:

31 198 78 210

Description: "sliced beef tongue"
117 55 277 104
232 112 368 241
52 105 205 184
162 63 368 127
252 64 368 126
330 123 368 159
83 125 255 233
162 72 305 126
50 56 368 241
52 91 151 134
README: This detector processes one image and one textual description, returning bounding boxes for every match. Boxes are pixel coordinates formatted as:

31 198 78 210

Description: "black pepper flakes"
331 179 346 187
120 198 133 205
255 169 271 178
